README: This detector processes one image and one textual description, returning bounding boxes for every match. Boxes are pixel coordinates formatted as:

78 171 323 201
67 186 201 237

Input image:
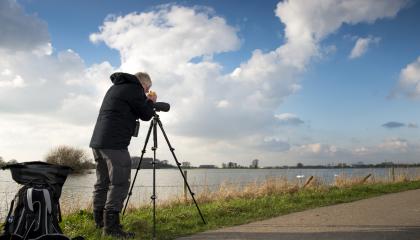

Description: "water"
0 167 418 218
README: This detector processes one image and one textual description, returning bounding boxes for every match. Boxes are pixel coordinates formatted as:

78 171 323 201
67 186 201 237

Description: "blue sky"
1 0 420 166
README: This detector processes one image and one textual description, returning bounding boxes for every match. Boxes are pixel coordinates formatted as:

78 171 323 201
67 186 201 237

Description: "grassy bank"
61 180 420 239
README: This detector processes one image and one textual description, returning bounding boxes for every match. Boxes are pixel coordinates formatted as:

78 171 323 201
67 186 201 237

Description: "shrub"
45 145 95 173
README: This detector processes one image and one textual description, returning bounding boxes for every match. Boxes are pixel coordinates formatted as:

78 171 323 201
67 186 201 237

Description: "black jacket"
89 72 154 149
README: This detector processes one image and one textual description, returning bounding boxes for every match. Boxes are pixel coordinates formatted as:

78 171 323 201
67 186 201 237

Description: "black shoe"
93 209 104 229
103 210 135 239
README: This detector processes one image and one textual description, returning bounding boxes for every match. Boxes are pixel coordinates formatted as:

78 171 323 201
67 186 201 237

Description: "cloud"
378 138 409 152
260 137 291 152
345 139 418 165
0 0 50 53
351 138 419 157
275 113 304 126
382 121 418 129
0 0 117 162
349 36 381 59
0 113 94 161
382 121 405 129
0 71 26 88
274 0 407 68
393 57 420 98
90 5 240 69
0 0 116 124
0 48 114 123
91 0 407 141
291 143 338 155
91 5 252 139
283 137 420 165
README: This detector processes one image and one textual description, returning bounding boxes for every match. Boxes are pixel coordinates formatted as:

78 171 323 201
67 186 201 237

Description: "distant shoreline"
174 165 420 170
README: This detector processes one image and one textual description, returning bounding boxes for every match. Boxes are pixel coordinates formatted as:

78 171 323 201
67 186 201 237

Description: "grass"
61 179 420 240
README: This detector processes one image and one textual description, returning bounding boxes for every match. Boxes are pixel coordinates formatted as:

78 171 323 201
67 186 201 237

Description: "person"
89 72 157 238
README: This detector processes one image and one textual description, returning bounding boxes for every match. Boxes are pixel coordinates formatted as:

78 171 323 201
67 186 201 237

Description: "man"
90 72 157 238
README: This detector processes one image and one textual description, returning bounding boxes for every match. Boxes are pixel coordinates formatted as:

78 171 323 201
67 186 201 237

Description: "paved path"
177 189 420 240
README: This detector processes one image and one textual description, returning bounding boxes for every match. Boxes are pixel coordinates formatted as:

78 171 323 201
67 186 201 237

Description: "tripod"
122 112 206 239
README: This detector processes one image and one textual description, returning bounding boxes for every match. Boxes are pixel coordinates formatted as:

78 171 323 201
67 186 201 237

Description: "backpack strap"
42 189 52 214
26 188 34 211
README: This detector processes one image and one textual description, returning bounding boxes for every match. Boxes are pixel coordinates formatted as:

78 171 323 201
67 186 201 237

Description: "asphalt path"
177 189 420 240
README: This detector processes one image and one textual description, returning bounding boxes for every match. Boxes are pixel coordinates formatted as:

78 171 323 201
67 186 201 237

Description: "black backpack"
1 162 84 240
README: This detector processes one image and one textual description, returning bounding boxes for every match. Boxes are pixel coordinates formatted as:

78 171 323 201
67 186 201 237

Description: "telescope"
153 102 170 112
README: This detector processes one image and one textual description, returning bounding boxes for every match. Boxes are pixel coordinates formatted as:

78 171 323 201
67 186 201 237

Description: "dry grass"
59 171 420 214
195 177 299 203
333 174 374 187
60 194 93 215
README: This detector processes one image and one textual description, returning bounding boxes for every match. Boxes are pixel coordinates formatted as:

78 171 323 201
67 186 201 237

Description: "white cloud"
291 143 338 155
32 43 53 57
346 138 420 164
283 137 420 165
378 138 409 152
216 100 230 108
0 113 93 161
394 57 420 98
0 73 26 88
274 0 406 68
275 113 304 126
91 5 278 139
91 1 407 142
0 48 108 116
0 0 118 162
259 137 291 152
349 36 381 59
353 146 369 156
90 5 240 72
1 69 12 76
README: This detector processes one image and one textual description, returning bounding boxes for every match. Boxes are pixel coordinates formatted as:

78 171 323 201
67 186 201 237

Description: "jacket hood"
110 72 140 85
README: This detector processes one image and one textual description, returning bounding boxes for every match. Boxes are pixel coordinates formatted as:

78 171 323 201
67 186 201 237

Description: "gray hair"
134 72 152 89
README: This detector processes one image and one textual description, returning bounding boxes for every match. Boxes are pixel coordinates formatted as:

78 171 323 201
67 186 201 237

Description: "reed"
59 172 418 213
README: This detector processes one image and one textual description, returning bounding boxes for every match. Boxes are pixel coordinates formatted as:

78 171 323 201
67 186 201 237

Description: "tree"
7 159 18 164
296 162 304 168
0 156 5 167
45 145 95 173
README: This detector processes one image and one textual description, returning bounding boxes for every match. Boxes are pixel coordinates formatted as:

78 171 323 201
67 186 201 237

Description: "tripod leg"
152 118 158 239
156 118 207 224
122 120 154 216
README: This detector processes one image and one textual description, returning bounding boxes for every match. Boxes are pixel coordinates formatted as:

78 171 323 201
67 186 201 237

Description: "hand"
147 91 157 103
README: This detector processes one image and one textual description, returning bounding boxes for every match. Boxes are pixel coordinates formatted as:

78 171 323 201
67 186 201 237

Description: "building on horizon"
227 162 238 168
250 159 259 168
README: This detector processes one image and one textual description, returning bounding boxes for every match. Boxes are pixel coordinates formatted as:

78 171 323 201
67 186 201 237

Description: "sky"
1 0 420 167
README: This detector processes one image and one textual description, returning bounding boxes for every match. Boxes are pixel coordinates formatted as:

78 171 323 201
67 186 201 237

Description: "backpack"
2 185 67 239
0 162 84 240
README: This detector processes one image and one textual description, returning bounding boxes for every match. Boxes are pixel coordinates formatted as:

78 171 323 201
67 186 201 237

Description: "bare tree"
0 156 5 167
45 145 94 173
7 159 18 165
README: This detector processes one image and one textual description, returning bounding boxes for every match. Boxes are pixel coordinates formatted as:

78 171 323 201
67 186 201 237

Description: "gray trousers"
92 149 132 212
